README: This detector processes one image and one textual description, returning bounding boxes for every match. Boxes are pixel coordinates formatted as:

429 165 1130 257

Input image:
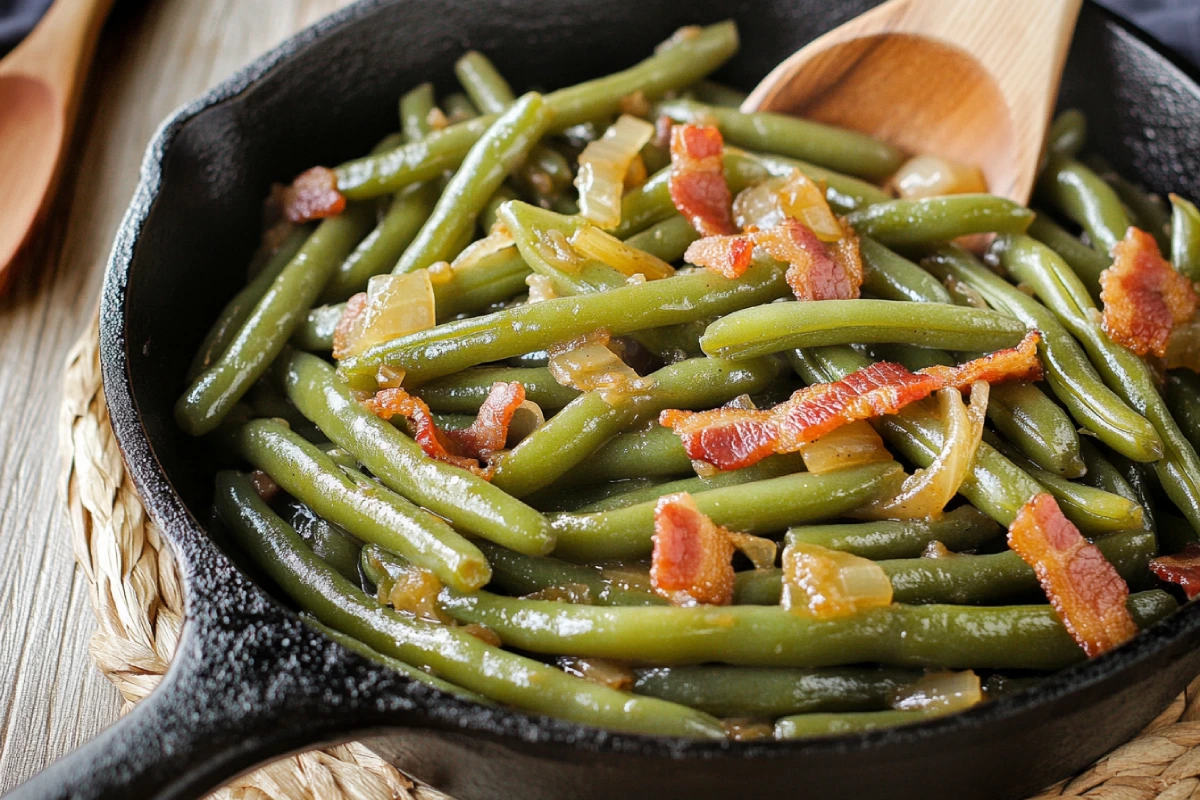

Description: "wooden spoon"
0 0 114 292
743 0 1083 204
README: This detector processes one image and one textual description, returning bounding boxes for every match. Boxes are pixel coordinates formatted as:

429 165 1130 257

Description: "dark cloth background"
0 1 1196 71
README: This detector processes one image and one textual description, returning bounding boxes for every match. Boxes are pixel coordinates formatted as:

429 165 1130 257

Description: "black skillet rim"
98 0 1200 764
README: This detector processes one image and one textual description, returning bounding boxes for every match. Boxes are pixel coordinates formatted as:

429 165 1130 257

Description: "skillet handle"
4 601 416 800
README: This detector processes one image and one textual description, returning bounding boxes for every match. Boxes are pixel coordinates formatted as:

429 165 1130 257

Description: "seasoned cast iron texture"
9 2 1200 799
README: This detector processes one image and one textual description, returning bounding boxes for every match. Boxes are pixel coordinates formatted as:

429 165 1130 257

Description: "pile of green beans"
180 29 1200 741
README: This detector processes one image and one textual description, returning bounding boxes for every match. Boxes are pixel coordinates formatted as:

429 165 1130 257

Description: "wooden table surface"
0 0 352 790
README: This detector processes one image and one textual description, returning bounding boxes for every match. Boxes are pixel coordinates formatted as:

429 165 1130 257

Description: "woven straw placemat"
58 316 1200 800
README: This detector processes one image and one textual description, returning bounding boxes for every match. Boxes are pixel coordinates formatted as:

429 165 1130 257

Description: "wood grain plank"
0 0 352 790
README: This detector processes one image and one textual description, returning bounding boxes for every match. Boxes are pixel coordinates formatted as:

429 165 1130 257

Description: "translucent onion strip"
569 224 676 280
891 155 987 199
451 224 516 271
780 542 893 619
336 270 436 359
575 114 655 229
857 381 989 520
548 342 654 405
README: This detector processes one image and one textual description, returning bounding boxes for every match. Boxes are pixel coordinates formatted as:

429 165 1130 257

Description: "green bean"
481 185 520 232
1026 215 1109 300
399 82 436 142
774 708 950 739
282 501 361 584
1170 194 1200 281
1036 153 1130 253
549 461 902 562
530 478 664 513
859 235 953 304
1158 513 1197 556
552 425 692 487
794 345 1116 533
1079 440 1139 504
337 258 790 389
455 51 573 199
845 195 1034 248
294 303 342 351
700 299 1029 359
302 615 489 703
984 431 1144 534
655 99 903 181
1166 369 1200 457
491 356 783 497
624 215 699 262
322 182 440 301
415 366 579 412
575 453 808 513
215 471 723 737
438 585 1175 670
473 540 664 606
1084 154 1170 253
997 234 1200 532
633 666 917 718
280 349 553 555
924 246 1163 463
786 506 1003 560
1047 109 1087 158
737 527 1154 606
443 92 478 122
689 80 748 108
394 93 551 274
335 22 738 199
187 227 310 382
177 203 375 436
234 418 490 591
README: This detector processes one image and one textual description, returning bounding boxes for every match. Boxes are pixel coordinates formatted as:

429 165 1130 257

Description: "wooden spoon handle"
0 0 116 93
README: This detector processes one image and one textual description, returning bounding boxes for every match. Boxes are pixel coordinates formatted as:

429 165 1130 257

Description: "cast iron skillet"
10 1 1200 798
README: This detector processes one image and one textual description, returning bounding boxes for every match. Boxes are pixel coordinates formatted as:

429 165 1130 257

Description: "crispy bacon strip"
661 332 1042 470
668 124 736 237
1149 543 1200 599
756 219 863 301
1008 493 1137 657
281 166 346 223
365 381 526 475
445 382 526 458
651 492 735 606
332 292 369 360
1100 227 1198 357
684 233 754 278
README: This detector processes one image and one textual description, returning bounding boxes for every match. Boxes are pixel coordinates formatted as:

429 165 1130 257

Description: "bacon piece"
332 292 369 360
445 382 526 459
1100 227 1198 357
363 388 490 477
1008 493 1137 657
754 219 863 300
651 492 735 606
1149 543 1200 599
684 233 754 278
923 328 1043 387
668 124 736 237
281 166 346 223
661 332 1042 470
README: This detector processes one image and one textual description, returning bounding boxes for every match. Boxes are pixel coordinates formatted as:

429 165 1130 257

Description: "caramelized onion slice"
781 542 893 619
798 420 893 475
857 382 988 519
333 270 436 360
891 155 987 199
548 337 654 406
892 670 983 712
576 114 655 230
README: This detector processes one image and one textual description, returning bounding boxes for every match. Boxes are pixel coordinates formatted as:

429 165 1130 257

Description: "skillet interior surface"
84 1 1200 798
